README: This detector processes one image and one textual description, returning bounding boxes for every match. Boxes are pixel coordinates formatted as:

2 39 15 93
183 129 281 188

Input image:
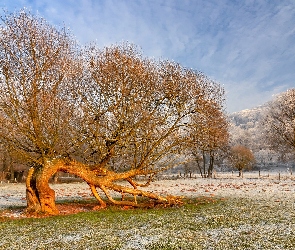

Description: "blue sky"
1 0 295 113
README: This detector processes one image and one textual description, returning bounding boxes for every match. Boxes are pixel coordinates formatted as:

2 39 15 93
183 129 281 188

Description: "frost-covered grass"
0 196 294 250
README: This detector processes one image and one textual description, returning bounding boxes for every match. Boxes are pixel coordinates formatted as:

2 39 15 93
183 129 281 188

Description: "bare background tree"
0 11 228 214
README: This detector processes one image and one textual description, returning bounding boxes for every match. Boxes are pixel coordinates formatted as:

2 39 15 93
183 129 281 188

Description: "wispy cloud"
1 0 295 112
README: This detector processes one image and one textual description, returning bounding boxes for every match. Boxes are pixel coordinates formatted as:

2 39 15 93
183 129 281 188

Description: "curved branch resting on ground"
26 158 183 214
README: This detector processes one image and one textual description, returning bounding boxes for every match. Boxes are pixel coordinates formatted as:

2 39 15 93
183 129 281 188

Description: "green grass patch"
0 197 294 249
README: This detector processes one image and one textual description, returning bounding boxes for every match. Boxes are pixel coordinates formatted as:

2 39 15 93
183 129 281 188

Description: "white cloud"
1 0 295 113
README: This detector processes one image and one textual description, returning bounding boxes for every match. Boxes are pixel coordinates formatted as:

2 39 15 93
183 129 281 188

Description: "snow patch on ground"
0 171 294 210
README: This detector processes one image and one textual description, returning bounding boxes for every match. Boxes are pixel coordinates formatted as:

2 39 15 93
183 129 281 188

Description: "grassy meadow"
0 195 294 250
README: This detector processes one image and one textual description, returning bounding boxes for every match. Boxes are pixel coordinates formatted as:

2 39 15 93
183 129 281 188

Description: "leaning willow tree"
0 11 226 214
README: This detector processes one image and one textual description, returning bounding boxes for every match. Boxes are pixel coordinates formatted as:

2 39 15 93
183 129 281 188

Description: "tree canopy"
189 103 229 178
228 145 255 177
0 11 228 214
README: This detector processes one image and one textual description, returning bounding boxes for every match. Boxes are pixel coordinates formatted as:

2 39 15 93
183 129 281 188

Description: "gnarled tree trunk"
26 158 182 215
26 161 63 215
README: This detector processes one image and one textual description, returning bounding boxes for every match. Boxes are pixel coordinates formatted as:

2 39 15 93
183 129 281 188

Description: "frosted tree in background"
261 89 295 159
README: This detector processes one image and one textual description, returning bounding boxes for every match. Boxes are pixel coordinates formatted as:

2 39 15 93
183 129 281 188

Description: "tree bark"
26 162 61 215
202 152 207 178
238 169 243 177
207 153 214 178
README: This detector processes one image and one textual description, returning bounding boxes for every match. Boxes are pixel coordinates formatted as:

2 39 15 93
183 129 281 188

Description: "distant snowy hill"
229 104 294 169
229 105 267 130
228 105 267 152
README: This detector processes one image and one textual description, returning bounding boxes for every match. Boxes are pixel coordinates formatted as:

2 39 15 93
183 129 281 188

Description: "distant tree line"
229 89 295 173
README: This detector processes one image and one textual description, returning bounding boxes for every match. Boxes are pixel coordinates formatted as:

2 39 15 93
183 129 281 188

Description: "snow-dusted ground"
1 171 294 210
1 171 294 249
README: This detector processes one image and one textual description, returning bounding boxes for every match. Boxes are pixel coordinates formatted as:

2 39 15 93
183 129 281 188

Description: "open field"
0 172 294 249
